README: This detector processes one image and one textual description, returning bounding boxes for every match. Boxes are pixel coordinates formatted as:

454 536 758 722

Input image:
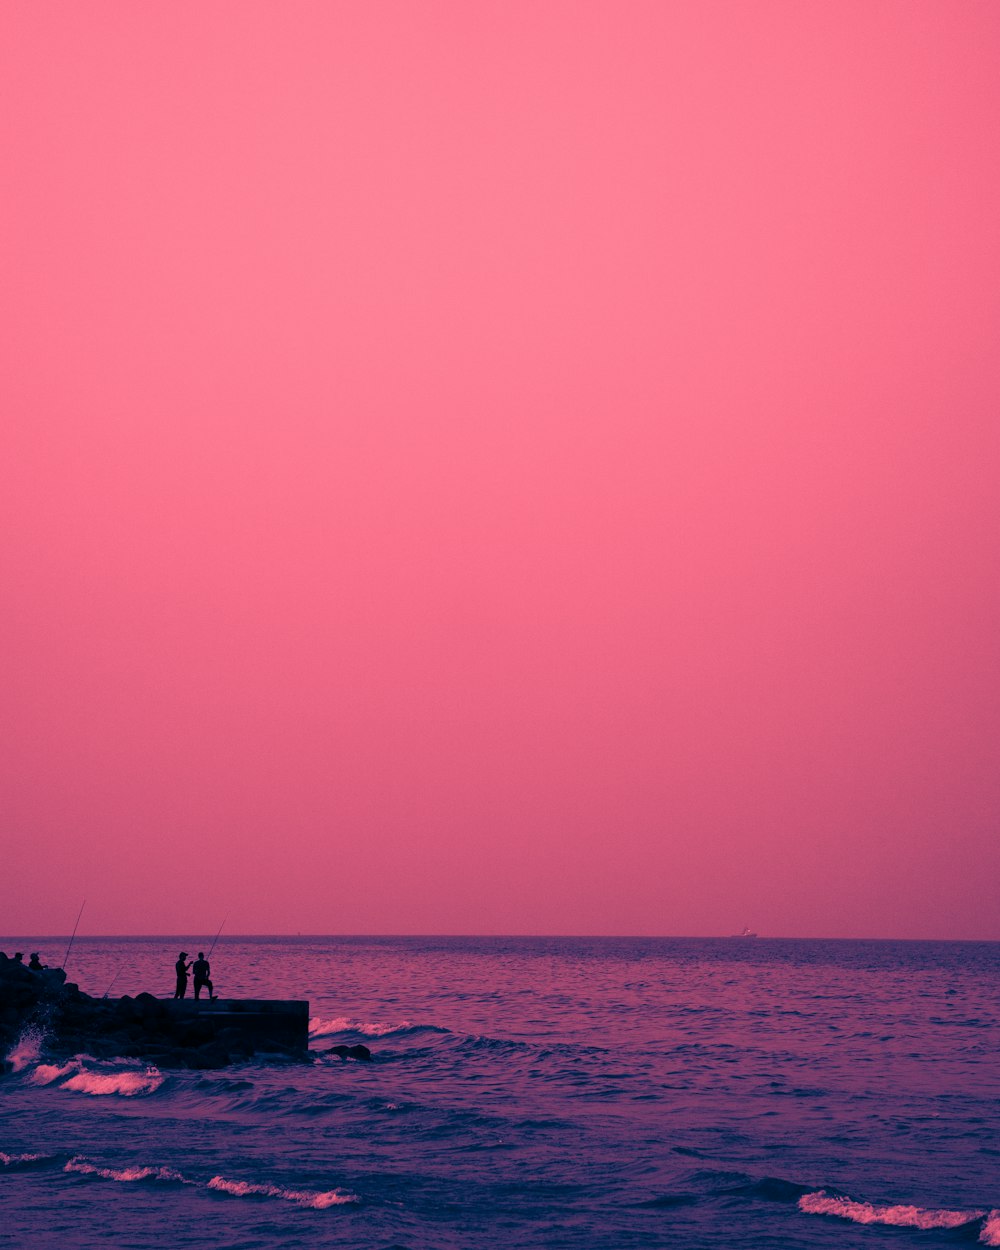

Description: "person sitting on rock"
28 953 45 971
173 952 191 999
192 952 216 1001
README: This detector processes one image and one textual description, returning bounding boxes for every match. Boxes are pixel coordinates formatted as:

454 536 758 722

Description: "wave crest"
981 1211 1000 1247
309 1016 441 1039
54 1156 358 1209
60 1068 165 1097
29 1062 76 1086
1 1151 51 1168
799 1190 987 1232
65 1157 184 1184
27 1055 165 1097
207 1175 358 1208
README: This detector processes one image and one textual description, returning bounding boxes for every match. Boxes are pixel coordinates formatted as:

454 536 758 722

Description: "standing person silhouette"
192 952 216 1000
173 952 191 999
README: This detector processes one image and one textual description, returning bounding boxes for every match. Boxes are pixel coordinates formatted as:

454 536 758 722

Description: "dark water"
2 936 998 1249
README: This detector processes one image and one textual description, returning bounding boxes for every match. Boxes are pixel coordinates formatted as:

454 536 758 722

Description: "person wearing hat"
173 951 192 999
28 953 45 971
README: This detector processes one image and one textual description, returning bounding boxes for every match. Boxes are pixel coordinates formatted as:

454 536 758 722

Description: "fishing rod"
207 914 228 959
61 898 86 970
103 966 123 999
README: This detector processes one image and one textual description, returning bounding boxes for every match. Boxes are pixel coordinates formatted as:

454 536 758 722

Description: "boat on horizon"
729 925 758 938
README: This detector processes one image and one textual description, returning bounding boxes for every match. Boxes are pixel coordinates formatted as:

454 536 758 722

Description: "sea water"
1 936 998 1249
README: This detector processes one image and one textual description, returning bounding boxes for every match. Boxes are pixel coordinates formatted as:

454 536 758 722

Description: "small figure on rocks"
173 952 191 999
192 952 216 1001
13 952 24 965
28 953 45 971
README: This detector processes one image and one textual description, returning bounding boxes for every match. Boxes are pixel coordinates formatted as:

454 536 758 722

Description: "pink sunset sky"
2 2 998 939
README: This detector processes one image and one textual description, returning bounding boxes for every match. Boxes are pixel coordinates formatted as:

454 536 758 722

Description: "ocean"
1 935 998 1249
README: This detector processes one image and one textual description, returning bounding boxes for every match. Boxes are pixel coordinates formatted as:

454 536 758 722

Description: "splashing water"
5 1028 44 1073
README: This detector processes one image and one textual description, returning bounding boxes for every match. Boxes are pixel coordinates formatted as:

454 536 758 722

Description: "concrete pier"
163 998 309 1053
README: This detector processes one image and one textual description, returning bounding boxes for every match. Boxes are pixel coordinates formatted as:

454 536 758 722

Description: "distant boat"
729 925 758 938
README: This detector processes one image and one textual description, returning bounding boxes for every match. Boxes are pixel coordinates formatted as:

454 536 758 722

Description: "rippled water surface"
2 936 998 1248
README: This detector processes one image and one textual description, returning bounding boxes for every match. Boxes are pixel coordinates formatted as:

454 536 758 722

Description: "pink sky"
2 2 998 938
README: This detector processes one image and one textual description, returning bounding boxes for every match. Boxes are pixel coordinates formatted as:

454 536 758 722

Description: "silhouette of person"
13 952 24 965
28 953 45 971
173 952 191 999
192 952 216 1000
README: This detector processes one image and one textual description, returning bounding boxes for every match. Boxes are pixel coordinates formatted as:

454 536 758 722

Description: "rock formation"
0 954 308 1070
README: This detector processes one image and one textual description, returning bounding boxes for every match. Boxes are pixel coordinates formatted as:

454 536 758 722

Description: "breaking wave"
53 1154 358 1209
309 1016 447 1039
59 1068 165 1097
1 1151 54 1168
29 1061 76 1086
207 1175 358 1208
697 1170 1000 1245
982 1212 1000 1247
65 1157 185 1184
799 1190 1000 1242
26 1055 165 1096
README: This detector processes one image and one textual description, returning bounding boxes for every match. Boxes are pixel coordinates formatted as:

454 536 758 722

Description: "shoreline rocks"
0 956 309 1070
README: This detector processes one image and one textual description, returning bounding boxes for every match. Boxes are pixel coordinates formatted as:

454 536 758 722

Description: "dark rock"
134 992 166 1020
325 1043 372 1061
176 1022 214 1048
185 1040 231 1068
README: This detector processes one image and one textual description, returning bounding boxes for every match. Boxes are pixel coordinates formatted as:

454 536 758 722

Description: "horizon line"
2 932 997 944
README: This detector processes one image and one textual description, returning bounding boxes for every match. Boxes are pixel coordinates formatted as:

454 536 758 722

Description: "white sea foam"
59 1068 164 1097
207 1175 358 1208
799 1190 985 1231
980 1211 1000 1246
29 1062 76 1086
26 1054 165 1097
309 1016 411 1038
65 1157 184 1183
309 1016 354 1036
56 1155 356 1208
0 1152 47 1166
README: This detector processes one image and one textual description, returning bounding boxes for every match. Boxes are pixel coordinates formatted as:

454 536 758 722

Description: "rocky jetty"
0 954 309 1070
